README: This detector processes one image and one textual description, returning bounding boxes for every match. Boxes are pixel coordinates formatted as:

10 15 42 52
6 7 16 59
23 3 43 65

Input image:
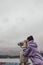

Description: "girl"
23 36 43 65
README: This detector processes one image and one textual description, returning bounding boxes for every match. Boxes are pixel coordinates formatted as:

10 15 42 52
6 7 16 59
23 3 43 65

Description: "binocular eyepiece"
18 42 24 47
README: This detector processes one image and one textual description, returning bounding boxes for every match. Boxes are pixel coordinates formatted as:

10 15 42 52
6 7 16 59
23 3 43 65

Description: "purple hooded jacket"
23 40 43 65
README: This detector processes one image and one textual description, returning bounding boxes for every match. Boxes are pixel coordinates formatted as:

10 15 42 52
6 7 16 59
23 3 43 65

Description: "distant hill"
0 55 20 58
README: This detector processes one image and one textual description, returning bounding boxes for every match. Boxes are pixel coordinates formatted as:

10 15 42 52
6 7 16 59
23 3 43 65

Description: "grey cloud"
2 18 9 23
0 0 43 50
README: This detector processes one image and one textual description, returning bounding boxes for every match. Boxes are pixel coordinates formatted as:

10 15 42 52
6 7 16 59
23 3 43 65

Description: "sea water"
0 58 32 65
0 58 20 65
4 62 19 65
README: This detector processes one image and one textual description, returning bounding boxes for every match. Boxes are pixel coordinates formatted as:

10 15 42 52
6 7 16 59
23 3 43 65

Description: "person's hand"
23 40 27 47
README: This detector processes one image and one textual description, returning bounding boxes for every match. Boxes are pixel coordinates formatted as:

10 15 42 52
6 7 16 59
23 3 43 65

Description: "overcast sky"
0 0 43 50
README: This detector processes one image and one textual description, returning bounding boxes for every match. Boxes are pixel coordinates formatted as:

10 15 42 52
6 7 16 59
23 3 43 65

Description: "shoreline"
0 58 20 62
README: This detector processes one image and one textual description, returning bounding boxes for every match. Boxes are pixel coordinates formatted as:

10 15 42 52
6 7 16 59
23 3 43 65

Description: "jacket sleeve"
23 45 31 56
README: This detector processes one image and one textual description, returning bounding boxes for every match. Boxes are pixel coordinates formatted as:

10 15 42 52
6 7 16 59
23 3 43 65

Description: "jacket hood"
28 40 37 48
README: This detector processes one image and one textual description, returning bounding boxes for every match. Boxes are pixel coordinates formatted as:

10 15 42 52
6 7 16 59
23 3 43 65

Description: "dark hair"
27 35 34 41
